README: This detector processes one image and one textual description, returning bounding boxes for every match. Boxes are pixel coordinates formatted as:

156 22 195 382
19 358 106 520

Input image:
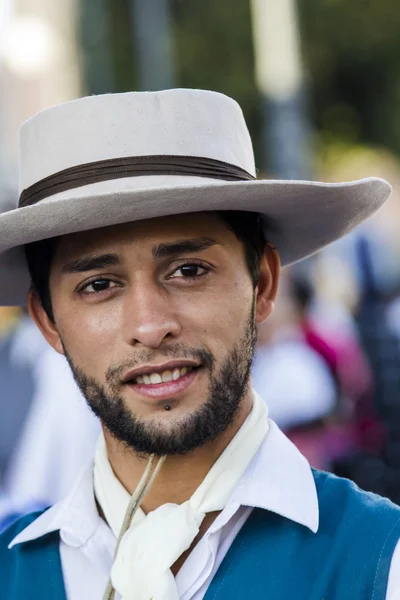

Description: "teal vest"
2 470 400 599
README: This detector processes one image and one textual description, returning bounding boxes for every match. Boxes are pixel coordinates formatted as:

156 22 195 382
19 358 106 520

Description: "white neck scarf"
94 391 269 600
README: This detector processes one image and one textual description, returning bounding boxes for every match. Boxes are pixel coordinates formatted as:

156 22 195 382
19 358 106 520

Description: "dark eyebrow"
152 237 218 259
61 253 121 274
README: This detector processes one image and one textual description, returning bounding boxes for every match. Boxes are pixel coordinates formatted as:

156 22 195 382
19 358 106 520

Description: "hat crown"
19 89 255 192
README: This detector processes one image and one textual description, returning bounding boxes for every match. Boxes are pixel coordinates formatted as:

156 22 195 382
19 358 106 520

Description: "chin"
130 398 203 422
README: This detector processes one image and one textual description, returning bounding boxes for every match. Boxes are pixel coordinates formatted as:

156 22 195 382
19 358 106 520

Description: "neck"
102 389 253 512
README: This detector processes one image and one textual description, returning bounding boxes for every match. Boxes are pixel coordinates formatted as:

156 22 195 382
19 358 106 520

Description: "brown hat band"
18 155 256 208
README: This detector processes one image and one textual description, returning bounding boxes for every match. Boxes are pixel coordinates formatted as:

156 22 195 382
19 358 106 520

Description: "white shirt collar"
9 419 318 549
8 458 101 549
231 420 319 531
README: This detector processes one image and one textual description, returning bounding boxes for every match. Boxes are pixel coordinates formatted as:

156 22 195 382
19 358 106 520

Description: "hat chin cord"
103 453 167 600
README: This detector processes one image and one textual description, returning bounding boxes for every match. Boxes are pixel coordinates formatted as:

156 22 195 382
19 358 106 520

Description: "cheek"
178 279 253 347
55 301 121 372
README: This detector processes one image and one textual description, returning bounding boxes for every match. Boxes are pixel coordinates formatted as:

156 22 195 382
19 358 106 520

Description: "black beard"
63 305 256 456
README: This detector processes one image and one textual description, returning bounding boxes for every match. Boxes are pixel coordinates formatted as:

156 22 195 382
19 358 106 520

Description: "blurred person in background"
0 305 26 528
291 269 386 484
3 321 100 518
313 151 400 501
1 89 400 600
252 272 337 469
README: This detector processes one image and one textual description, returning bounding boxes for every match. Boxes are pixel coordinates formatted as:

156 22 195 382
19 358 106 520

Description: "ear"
28 289 65 355
254 245 280 324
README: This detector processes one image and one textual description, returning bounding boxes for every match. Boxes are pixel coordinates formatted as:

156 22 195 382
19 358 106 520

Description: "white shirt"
9 421 400 599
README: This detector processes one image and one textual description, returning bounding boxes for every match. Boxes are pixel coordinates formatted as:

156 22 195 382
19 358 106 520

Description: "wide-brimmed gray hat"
0 88 391 306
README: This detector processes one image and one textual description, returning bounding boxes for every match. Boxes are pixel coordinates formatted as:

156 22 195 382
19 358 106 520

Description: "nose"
122 279 182 348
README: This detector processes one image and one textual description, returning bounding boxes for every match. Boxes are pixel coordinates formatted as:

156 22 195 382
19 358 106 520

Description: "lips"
124 363 200 400
123 360 201 385
135 366 193 385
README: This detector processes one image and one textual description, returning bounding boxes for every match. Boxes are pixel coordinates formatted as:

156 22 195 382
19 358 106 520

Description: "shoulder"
312 470 400 596
313 468 399 509
313 469 400 536
1 510 44 540
0 510 48 564
0 509 66 600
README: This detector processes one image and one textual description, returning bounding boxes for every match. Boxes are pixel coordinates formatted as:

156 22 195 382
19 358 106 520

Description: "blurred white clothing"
252 332 336 430
0 491 13 523
5 322 100 511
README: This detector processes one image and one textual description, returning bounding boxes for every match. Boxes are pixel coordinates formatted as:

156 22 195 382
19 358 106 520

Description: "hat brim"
0 176 391 306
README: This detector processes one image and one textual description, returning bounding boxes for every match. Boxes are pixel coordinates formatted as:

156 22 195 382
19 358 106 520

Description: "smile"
134 366 194 385
125 365 200 401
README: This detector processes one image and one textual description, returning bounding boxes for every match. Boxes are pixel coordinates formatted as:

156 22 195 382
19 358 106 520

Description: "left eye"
171 264 207 278
81 279 118 293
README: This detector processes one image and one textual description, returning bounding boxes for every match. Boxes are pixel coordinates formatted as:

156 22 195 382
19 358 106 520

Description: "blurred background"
2 0 400 528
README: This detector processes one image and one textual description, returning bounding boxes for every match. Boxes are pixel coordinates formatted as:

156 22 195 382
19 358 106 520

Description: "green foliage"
299 0 400 154
78 0 117 94
79 0 400 158
106 0 137 92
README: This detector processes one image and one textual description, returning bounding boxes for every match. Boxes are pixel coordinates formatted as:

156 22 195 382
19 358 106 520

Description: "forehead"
53 212 239 261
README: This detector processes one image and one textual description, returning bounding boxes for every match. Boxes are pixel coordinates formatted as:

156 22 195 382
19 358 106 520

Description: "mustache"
105 343 215 386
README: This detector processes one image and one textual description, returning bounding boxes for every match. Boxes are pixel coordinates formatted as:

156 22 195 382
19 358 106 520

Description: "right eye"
79 279 120 295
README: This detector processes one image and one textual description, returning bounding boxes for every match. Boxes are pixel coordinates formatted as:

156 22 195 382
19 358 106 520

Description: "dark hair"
24 210 269 323
25 236 58 322
218 211 268 286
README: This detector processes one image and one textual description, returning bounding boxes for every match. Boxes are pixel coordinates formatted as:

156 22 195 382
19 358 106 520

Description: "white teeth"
162 370 173 382
134 366 194 385
150 373 162 384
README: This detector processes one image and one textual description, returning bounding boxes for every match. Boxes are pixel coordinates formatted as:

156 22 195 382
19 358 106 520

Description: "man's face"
33 212 276 455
